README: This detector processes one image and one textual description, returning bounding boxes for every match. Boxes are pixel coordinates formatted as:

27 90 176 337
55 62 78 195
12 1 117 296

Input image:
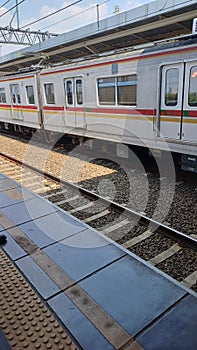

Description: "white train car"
0 34 197 169
0 70 42 131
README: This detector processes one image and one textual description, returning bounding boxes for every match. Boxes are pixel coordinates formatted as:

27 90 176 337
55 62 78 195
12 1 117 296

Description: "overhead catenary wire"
41 0 112 32
0 0 112 33
0 0 26 18
0 0 112 46
20 0 83 29
0 0 13 8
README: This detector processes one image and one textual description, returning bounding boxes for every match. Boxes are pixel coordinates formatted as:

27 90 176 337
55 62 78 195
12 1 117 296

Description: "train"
0 32 197 172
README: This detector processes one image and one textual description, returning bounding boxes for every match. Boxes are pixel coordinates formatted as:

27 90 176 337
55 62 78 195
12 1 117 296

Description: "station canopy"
1 0 197 72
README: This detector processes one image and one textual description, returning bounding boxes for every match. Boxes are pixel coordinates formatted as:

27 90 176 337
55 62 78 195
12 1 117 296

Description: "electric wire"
20 0 83 29
0 0 12 8
41 0 112 32
0 0 26 18
0 0 112 47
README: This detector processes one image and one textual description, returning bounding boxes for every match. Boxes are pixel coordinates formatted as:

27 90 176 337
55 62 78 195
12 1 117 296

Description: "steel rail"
0 150 196 251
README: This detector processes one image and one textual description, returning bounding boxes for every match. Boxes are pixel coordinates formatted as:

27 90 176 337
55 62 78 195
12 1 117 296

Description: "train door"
64 77 85 127
182 62 197 142
10 83 23 120
159 64 184 139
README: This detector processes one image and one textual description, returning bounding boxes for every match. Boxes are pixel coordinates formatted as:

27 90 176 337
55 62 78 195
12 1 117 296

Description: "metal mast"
0 1 57 46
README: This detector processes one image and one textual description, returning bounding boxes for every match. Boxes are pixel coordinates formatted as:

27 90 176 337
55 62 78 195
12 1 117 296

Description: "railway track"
0 151 196 293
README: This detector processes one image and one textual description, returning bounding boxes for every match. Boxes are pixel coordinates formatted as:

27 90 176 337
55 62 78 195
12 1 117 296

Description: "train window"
98 75 137 106
65 80 73 105
188 66 197 106
44 83 55 104
10 84 21 104
165 68 179 106
76 79 83 105
0 88 6 103
117 75 137 106
98 77 115 105
26 85 35 104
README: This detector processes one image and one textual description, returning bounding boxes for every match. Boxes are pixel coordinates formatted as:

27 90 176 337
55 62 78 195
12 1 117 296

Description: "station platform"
0 173 196 350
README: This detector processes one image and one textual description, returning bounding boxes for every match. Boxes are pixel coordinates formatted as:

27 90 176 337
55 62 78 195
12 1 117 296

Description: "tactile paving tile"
0 249 80 350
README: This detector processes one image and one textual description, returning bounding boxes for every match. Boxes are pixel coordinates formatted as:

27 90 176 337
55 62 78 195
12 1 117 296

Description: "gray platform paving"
0 174 196 350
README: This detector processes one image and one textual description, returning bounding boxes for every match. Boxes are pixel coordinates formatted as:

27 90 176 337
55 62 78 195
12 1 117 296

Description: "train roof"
144 33 197 53
39 33 197 74
1 32 197 78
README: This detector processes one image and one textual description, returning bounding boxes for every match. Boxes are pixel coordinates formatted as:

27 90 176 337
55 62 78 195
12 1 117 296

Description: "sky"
0 0 151 56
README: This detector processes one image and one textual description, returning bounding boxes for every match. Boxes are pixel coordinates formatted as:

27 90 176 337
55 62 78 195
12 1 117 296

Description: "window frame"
65 79 74 106
117 75 137 106
75 78 83 105
188 65 197 107
0 87 6 103
64 77 84 106
97 77 116 105
97 74 137 106
164 68 179 107
26 85 35 105
10 83 21 104
44 82 55 105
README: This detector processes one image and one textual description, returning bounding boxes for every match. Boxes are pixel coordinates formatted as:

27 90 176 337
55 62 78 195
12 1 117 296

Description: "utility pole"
96 4 100 30
16 0 20 29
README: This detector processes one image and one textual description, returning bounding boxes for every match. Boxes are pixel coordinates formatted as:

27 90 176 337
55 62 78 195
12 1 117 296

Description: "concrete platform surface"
0 174 196 350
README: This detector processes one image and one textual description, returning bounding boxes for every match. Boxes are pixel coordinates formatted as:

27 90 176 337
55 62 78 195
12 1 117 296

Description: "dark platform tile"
0 187 34 208
43 228 125 281
136 295 197 350
16 256 60 299
0 177 18 192
79 255 186 336
15 210 87 247
1 197 58 227
48 293 115 350
0 224 5 231
0 328 12 350
1 230 27 260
